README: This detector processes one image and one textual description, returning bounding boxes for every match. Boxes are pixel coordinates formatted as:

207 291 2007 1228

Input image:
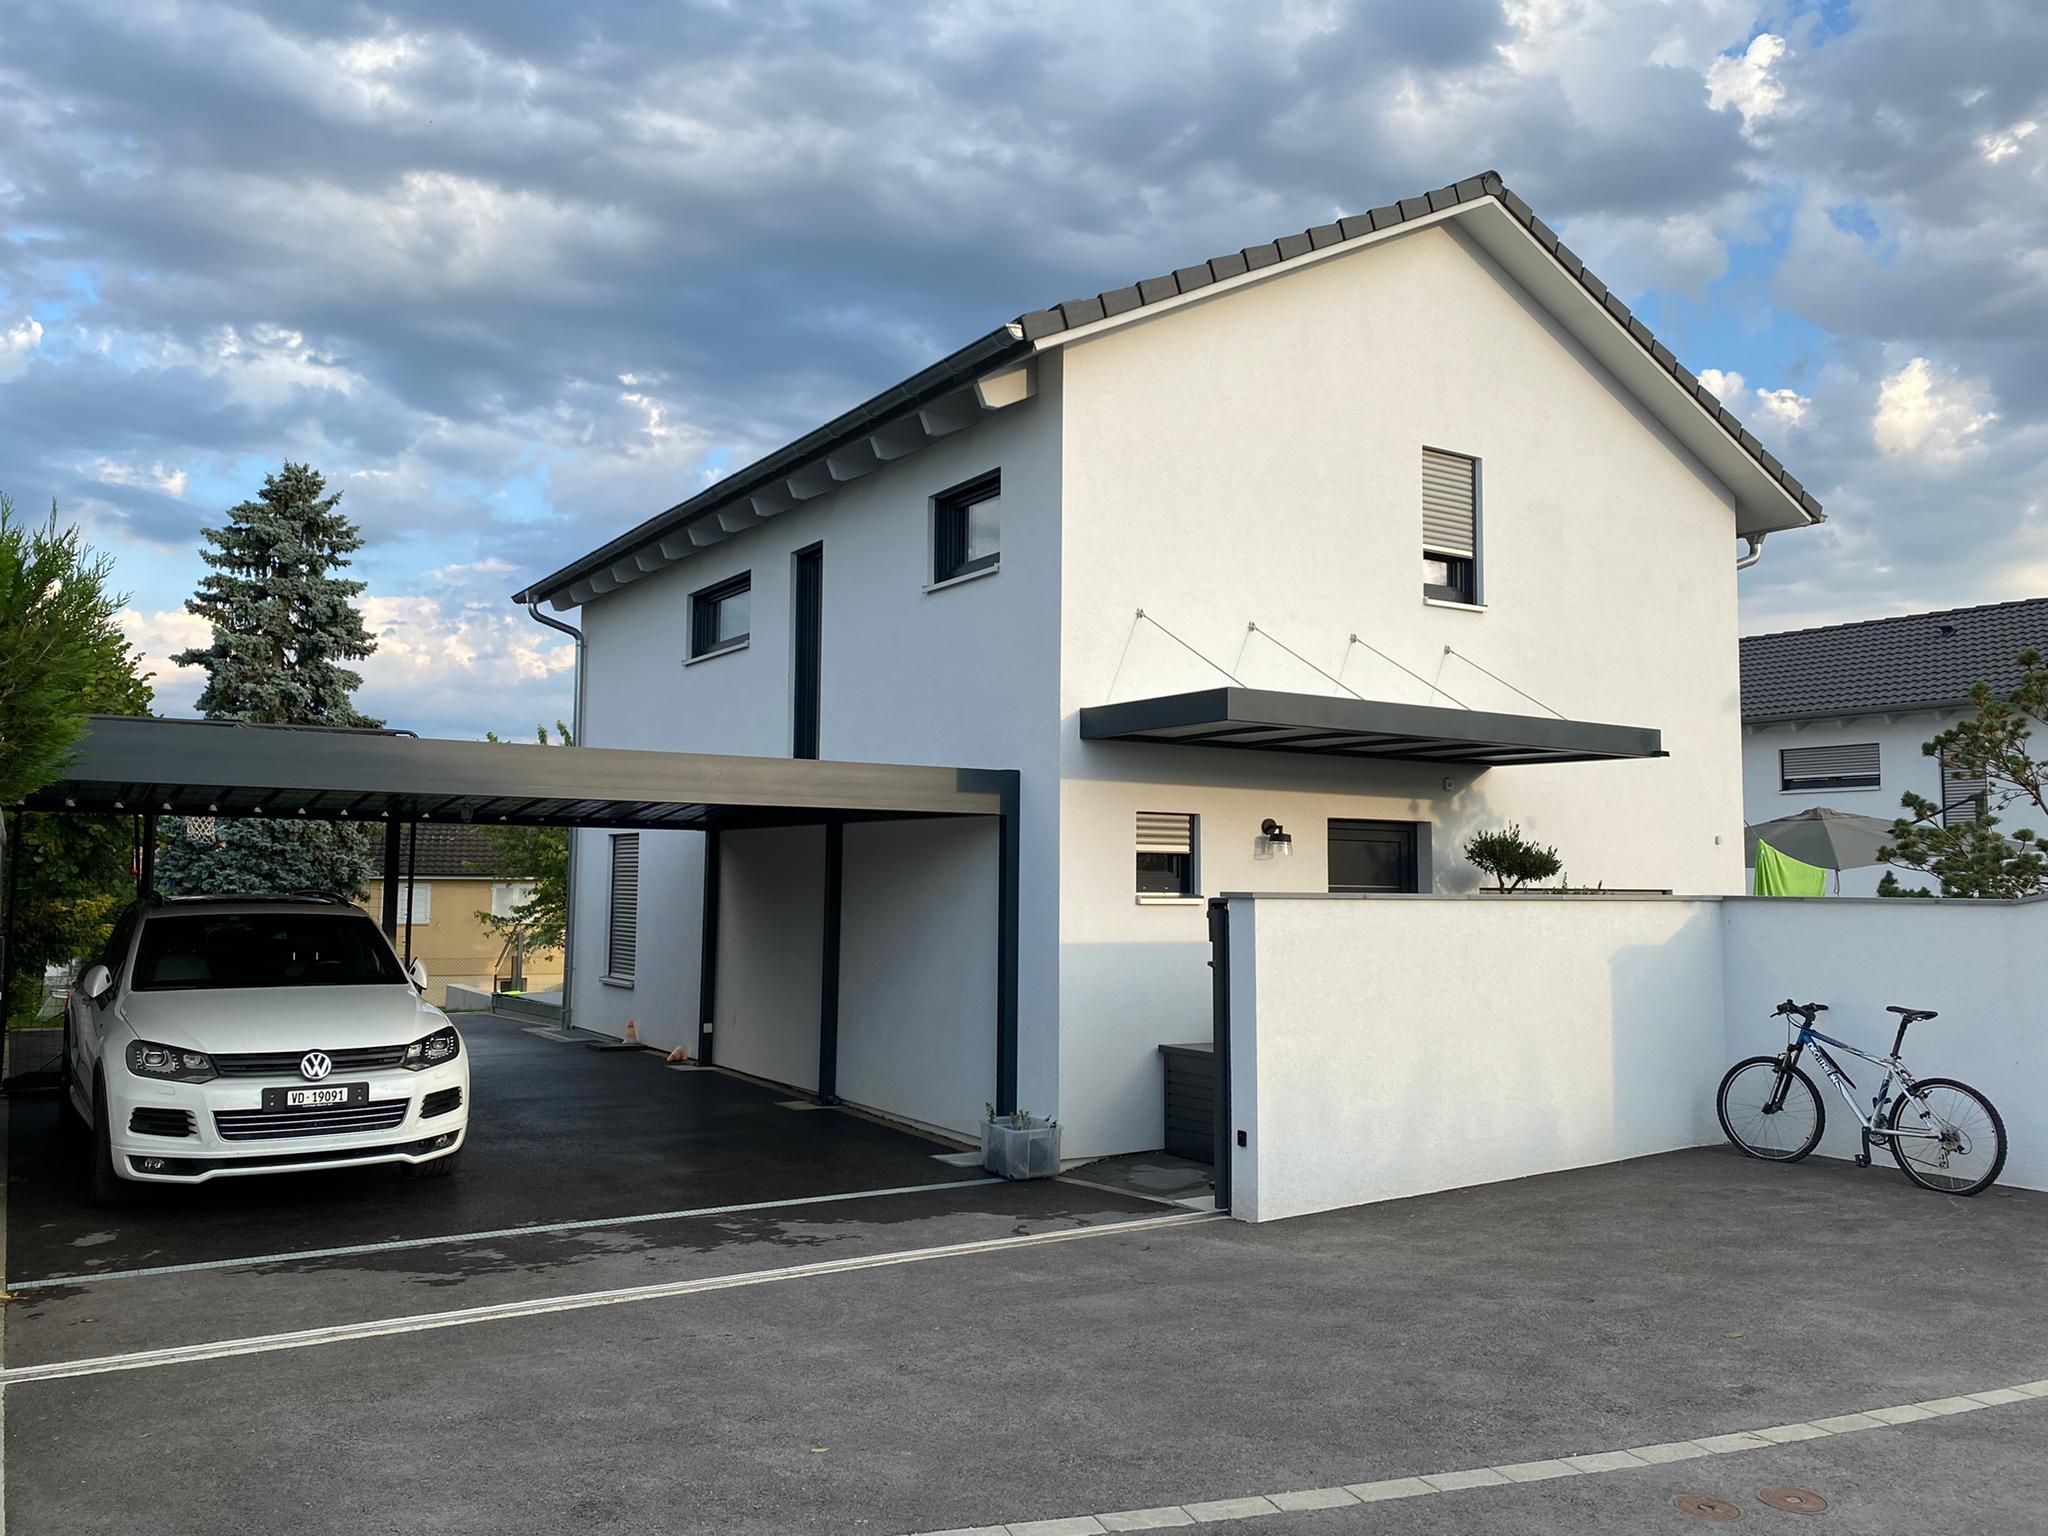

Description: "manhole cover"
1673 1494 1743 1521
1760 1488 1830 1514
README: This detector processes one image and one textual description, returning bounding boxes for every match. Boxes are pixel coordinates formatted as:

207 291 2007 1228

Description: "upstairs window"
933 471 1001 585
690 573 751 659
607 834 640 982
1136 812 1197 898
1779 743 1879 792
1422 446 1479 604
1941 758 1988 825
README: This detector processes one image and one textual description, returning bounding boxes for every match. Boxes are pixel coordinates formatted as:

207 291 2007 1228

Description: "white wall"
713 826 824 1091
1722 895 2048 1191
569 828 703 1052
1055 220 1757 1157
1226 894 1728 1223
1741 713 2047 896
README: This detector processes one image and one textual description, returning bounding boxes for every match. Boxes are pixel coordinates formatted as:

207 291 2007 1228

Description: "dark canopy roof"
1740 597 2048 723
21 717 1015 830
1078 689 1662 767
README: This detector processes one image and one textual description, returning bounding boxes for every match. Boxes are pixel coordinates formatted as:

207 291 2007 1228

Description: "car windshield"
131 911 407 991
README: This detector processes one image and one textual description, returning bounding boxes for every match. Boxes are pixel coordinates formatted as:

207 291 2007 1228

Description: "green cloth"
1752 840 1828 896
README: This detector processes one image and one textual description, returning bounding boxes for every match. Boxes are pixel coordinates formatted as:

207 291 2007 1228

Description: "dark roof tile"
1367 204 1402 230
1137 274 1178 304
1173 263 1214 293
1059 295 1105 328
1742 599 2048 720
1099 285 1143 317
1397 195 1431 220
1243 243 1282 270
1338 214 1375 240
1274 231 1313 260
1308 222 1342 250
1208 251 1249 281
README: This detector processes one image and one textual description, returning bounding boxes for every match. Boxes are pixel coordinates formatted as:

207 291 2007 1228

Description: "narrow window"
397 883 432 926
1779 743 1880 792
607 834 640 982
1422 446 1479 604
1136 812 1197 897
933 470 1001 585
690 573 751 659
1941 758 1987 825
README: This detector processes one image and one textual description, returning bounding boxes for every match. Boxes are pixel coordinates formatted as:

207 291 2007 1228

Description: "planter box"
982 1116 1061 1180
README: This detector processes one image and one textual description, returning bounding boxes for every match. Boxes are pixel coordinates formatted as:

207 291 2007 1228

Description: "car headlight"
403 1026 462 1070
127 1040 217 1084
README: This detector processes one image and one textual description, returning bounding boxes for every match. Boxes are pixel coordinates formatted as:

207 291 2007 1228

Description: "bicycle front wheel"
1886 1078 2007 1196
1717 1056 1824 1163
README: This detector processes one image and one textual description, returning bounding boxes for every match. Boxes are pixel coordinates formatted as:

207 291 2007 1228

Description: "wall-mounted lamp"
1257 818 1294 859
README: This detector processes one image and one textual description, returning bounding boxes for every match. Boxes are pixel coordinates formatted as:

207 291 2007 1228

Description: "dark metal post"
380 817 402 938
403 816 419 966
1 809 22 1071
696 828 721 1064
816 821 843 1104
137 812 158 898
1207 897 1233 1214
994 796 1020 1118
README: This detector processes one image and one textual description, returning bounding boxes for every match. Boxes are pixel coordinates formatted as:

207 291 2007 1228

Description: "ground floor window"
1136 811 1197 897
1328 819 1422 893
607 834 640 981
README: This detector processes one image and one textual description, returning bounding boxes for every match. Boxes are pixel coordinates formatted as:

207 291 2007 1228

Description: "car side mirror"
408 957 429 990
78 964 113 1003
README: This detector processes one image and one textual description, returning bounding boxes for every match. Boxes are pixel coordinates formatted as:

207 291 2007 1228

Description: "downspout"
1735 533 1768 571
526 599 585 1035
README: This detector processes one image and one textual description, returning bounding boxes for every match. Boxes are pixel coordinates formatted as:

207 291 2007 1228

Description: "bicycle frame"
1773 1018 1946 1161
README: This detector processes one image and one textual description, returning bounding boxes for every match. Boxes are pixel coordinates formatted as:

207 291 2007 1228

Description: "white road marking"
6 1177 1006 1292
902 1379 2048 1536
0 1210 1221 1387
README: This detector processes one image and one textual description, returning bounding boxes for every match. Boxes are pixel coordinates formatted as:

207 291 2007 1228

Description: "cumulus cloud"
0 317 43 382
1873 356 1997 461
1704 33 1788 134
1979 120 2037 163
1698 369 1811 431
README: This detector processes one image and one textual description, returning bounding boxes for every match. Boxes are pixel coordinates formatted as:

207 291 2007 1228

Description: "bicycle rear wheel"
1886 1078 2007 1196
1717 1057 1824 1163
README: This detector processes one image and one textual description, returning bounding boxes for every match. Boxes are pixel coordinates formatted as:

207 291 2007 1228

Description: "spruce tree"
158 463 383 898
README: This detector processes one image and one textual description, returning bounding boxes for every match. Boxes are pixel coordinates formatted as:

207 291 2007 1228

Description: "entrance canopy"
1079 688 1662 767
24 716 1016 830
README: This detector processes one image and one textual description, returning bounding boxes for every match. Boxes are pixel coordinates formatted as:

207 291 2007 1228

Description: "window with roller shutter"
1136 811 1197 897
1940 758 1988 825
1422 447 1480 604
1779 743 1880 792
606 834 640 982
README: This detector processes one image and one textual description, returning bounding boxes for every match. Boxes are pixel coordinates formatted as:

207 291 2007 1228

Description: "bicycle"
1716 1001 2008 1196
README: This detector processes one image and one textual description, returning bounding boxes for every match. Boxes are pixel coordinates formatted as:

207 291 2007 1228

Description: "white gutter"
1735 533 1769 571
525 600 585 1035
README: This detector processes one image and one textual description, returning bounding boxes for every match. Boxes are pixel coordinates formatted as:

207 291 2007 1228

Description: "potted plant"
982 1103 1060 1179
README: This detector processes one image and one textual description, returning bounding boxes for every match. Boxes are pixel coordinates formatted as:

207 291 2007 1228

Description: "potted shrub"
982 1104 1060 1179
1464 824 1563 891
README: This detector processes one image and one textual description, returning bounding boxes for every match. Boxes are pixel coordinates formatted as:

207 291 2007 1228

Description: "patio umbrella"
1743 807 1898 871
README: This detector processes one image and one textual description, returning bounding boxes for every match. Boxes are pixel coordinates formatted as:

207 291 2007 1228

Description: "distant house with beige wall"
356 824 560 1006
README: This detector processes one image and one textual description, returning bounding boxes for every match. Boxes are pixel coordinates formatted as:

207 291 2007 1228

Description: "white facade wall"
568 364 1064 1135
1225 894 1728 1222
1742 712 2044 896
1054 222 1751 1157
1722 895 2048 1191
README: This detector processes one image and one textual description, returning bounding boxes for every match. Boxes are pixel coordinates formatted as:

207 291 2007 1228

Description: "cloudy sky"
2 0 2043 738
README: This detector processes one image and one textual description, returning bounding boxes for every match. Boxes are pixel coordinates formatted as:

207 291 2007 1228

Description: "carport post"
379 817 402 938
137 812 158 898
995 799 1018 1118
1 809 20 1067
816 820 843 1105
696 828 720 1064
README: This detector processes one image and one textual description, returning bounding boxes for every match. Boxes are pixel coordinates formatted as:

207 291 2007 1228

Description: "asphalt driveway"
1 1023 2043 1535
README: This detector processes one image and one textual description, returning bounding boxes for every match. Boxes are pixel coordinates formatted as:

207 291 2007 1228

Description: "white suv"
64 895 469 1204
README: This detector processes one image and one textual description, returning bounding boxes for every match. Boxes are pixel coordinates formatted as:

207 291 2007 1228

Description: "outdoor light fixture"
1258 818 1294 858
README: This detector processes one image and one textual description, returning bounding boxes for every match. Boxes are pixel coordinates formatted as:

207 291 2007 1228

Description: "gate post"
1207 896 1233 1214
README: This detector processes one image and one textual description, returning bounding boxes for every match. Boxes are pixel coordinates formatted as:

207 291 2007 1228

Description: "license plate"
262 1082 369 1110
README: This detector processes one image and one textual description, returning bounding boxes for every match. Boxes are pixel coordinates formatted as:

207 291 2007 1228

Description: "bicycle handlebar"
1775 999 1828 1017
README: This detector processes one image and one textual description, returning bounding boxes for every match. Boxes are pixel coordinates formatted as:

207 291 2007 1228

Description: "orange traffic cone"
666 1045 692 1065
623 1019 639 1044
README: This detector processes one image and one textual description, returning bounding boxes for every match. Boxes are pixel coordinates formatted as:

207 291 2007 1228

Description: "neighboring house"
1741 598 2048 896
512 170 1821 1159
355 824 560 1005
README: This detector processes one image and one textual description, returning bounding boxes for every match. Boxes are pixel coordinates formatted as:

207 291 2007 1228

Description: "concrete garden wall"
1226 891 2046 1222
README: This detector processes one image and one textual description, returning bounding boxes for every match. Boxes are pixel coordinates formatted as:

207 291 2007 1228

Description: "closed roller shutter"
1422 447 1477 559
1941 760 1988 824
1779 743 1880 791
607 833 640 980
1136 812 1193 854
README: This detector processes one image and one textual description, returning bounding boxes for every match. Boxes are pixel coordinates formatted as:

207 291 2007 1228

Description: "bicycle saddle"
1886 1006 1938 1022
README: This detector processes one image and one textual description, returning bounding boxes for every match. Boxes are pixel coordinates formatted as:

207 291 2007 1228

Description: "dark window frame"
1778 744 1881 793
689 572 752 660
932 470 1002 586
1135 811 1198 898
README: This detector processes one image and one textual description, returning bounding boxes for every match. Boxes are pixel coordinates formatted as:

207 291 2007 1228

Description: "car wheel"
406 1149 462 1181
87 1075 131 1209
56 1083 90 1148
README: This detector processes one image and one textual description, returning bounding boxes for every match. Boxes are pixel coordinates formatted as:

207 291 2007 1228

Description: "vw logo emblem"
299 1051 333 1082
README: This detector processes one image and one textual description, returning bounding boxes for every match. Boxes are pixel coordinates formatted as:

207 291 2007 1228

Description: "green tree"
474 724 573 971
1463 823 1563 891
1880 648 2048 899
0 498 154 1027
156 463 382 898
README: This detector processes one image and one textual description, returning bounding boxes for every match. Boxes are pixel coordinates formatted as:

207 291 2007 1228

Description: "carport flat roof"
1078 688 1662 766
21 716 1016 829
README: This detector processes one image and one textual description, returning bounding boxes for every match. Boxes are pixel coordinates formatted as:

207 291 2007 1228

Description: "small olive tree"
1879 648 2048 899
1463 823 1563 891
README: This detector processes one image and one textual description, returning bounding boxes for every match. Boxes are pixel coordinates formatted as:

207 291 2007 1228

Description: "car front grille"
420 1087 463 1119
213 1100 410 1141
129 1107 196 1138
212 1045 409 1079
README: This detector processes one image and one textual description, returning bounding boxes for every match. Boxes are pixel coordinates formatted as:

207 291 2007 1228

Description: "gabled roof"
1740 598 2048 722
394 823 517 880
517 170 1822 611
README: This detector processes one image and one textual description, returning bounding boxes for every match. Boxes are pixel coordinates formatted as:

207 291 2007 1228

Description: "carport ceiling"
23 716 1016 830
1079 688 1663 766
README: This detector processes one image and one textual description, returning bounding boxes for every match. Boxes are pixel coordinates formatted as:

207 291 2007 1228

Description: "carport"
4 713 1023 1116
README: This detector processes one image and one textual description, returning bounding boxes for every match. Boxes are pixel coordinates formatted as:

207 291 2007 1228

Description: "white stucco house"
1741 598 2048 895
512 170 1822 1163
